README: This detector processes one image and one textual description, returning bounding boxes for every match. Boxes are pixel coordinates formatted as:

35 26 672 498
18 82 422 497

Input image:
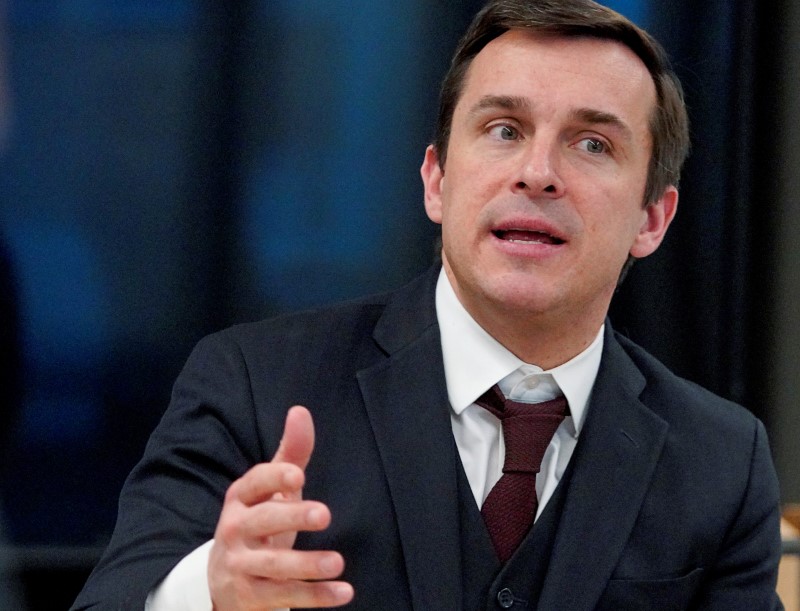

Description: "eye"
577 137 607 154
488 124 520 141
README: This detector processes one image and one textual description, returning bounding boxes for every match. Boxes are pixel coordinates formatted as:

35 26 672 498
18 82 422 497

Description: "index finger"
231 462 305 507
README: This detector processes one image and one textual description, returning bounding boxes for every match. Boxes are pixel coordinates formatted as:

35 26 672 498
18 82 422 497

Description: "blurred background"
0 0 798 608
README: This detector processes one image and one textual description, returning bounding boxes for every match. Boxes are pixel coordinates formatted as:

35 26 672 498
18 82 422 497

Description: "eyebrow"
466 95 532 118
568 108 634 142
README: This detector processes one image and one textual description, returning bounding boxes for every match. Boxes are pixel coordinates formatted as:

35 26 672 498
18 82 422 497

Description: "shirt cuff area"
145 540 214 611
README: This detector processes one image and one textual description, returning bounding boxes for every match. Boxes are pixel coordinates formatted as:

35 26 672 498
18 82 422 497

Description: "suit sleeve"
70 331 267 610
694 419 784 610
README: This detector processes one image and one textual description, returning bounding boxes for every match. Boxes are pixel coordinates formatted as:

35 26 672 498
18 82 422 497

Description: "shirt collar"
435 269 603 436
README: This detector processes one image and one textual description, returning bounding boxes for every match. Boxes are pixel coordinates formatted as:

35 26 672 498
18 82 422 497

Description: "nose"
512 137 565 198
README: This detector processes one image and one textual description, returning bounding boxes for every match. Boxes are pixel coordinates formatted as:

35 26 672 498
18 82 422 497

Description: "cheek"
582 195 646 255
439 173 479 225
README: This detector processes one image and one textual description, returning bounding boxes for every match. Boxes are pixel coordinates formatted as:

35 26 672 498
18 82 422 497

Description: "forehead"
457 30 657 139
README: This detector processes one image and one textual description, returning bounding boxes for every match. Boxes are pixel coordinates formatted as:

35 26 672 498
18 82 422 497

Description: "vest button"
497 587 515 608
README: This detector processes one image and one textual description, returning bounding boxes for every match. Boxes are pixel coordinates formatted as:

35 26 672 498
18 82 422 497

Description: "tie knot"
474 384 567 474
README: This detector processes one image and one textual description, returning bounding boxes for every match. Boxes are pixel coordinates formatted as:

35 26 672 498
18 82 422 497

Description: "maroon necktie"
475 384 567 563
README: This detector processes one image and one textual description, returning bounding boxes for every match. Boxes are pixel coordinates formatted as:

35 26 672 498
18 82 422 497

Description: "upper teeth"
509 236 547 243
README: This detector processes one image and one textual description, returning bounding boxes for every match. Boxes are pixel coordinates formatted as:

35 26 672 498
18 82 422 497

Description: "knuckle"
226 550 248 575
224 480 241 503
248 462 268 478
227 552 250 585
216 516 241 543
259 549 281 576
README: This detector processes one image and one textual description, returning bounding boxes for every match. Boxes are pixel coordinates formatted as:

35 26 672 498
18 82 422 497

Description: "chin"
483 283 559 316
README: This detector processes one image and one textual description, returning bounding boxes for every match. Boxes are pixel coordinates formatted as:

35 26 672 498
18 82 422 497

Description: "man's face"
422 30 677 335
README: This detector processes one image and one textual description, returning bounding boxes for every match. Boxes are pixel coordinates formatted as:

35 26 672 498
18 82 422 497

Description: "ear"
420 144 444 224
629 186 678 258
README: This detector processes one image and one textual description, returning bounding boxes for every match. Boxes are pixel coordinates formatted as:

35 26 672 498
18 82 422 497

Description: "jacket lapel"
357 267 463 611
538 328 670 610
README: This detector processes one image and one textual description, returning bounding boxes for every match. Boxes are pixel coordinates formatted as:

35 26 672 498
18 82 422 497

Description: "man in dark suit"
72 0 784 609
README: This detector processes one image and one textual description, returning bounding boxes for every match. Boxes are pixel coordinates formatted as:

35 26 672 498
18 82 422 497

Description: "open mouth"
493 229 565 245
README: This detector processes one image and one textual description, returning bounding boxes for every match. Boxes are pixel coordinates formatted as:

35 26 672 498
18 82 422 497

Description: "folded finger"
241 500 331 541
230 462 305 507
236 547 346 582
248 577 354 609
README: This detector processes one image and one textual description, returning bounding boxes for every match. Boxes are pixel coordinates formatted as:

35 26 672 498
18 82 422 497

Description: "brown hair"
433 0 690 206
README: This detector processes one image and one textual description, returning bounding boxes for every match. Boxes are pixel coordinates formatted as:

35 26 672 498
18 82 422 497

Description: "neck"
457 293 608 370
493 316 601 369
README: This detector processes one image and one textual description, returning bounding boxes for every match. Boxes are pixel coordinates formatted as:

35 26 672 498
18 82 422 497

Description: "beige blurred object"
779 505 800 611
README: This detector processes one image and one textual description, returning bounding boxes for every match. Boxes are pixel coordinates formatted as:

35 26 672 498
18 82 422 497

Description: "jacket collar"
538 326 669 609
358 264 465 610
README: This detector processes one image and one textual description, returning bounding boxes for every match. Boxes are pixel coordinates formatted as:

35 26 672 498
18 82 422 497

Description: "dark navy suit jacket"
72 266 783 610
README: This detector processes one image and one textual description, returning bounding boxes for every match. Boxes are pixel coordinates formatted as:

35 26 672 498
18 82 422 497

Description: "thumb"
272 405 315 470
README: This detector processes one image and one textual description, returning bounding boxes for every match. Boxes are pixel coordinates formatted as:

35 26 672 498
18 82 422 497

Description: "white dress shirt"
146 269 604 609
437 269 603 515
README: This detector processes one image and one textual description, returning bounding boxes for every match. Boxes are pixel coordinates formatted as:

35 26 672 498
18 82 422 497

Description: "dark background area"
0 1 797 609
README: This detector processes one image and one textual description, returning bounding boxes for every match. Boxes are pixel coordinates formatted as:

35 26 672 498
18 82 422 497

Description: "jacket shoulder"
612 330 760 437
223 291 392 347
202 265 440 360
